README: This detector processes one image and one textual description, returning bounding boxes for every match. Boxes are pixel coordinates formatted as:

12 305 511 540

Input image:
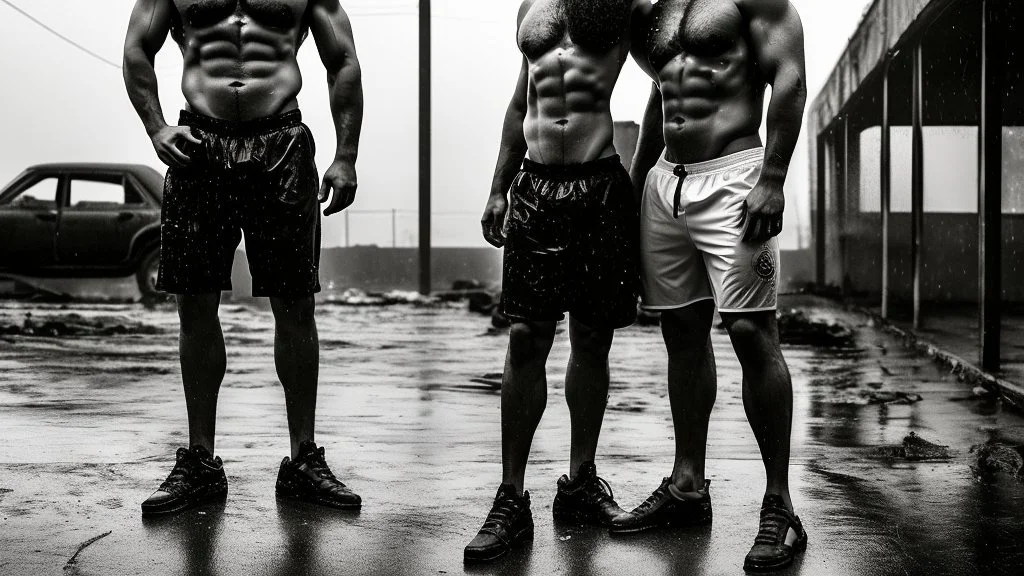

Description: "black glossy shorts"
499 156 640 329
158 110 321 297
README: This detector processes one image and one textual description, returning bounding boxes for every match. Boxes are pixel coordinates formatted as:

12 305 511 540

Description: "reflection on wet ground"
1 296 1023 575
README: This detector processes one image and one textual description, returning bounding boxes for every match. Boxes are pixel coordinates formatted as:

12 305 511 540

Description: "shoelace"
754 507 791 545
583 476 615 505
482 496 521 531
304 446 343 484
633 481 670 514
158 449 193 494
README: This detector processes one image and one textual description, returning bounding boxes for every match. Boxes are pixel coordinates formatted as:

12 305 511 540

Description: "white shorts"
640 147 779 313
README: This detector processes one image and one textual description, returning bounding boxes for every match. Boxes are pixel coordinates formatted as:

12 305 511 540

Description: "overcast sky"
0 0 873 249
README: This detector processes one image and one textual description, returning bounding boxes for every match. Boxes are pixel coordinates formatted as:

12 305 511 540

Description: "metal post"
392 209 397 248
816 133 827 287
911 42 925 330
345 210 350 248
418 0 432 294
840 115 850 296
979 0 1003 370
881 58 892 319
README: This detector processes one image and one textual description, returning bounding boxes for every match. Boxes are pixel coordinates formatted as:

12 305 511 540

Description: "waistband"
655 147 764 177
178 109 303 136
521 155 623 180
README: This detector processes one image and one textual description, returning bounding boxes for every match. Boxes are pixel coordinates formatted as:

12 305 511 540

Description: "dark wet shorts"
499 155 640 329
158 110 321 297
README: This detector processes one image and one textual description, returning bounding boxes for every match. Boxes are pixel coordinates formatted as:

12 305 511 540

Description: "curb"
836 299 1024 412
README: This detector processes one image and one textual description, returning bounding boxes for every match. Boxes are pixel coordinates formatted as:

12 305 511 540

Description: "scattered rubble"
777 309 856 347
970 440 1024 481
0 313 164 338
865 391 923 405
873 432 951 461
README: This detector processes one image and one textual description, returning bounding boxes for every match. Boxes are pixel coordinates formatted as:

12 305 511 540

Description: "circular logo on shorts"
752 247 776 281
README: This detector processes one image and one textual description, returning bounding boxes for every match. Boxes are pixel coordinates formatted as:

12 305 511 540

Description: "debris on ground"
469 373 503 389
777 308 856 347
970 440 1024 481
0 313 164 337
323 288 441 307
865 391 923 405
873 432 951 461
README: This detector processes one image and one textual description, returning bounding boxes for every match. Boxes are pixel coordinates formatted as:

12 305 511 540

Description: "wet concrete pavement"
2 295 1024 575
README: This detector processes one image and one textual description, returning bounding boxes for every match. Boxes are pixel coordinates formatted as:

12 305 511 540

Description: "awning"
809 0 952 132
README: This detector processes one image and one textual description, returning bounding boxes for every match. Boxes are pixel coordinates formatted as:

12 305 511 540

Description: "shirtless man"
465 0 639 563
123 0 363 516
609 0 808 571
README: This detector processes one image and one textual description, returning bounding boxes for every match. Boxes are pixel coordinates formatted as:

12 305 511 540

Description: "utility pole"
418 0 432 295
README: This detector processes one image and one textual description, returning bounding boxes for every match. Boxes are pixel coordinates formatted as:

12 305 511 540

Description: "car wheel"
136 249 161 297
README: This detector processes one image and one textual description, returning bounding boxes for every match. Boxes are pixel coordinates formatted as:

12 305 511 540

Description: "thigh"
159 165 241 295
687 167 778 313
640 169 713 310
570 169 640 330
499 172 572 323
243 125 322 298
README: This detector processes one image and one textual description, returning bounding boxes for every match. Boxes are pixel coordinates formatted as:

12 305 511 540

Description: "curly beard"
563 0 632 53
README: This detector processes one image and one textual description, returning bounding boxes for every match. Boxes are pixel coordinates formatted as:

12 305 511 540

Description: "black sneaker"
743 495 807 572
141 446 228 517
608 477 712 535
552 461 626 526
276 441 361 510
464 484 534 564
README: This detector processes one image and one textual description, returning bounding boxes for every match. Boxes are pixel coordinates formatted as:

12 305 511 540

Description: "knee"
177 296 220 335
570 324 613 359
508 322 555 366
272 297 316 332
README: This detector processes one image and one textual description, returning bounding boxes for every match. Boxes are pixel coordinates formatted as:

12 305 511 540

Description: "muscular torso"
633 0 765 164
518 0 630 165
170 0 309 121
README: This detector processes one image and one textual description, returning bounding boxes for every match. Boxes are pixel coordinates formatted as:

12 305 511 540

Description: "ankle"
670 472 705 493
764 489 794 513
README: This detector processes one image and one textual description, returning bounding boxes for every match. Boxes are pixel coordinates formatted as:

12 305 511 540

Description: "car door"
0 175 61 270
57 173 151 266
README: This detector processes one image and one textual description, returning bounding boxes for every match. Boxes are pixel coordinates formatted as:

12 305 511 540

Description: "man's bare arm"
480 1 534 248
309 0 363 216
480 58 529 248
124 0 199 167
629 82 665 202
737 0 806 242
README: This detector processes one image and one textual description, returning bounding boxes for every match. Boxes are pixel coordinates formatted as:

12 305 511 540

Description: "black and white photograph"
0 0 1022 574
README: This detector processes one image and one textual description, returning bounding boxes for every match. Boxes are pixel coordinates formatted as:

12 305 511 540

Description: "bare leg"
565 317 614 479
177 294 227 453
270 296 319 460
721 311 794 511
661 300 718 492
501 320 557 495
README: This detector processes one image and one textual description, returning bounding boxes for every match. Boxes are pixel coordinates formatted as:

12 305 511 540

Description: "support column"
816 133 827 287
881 59 893 319
418 0 432 295
911 42 925 330
840 115 850 297
979 0 1003 370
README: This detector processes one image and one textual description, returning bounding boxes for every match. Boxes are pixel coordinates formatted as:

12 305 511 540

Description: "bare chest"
172 0 306 31
518 0 630 59
647 0 747 69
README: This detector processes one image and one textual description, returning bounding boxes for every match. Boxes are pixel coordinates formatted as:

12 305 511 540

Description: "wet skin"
481 0 631 246
124 0 362 215
517 0 628 165
629 0 806 242
173 0 309 121
632 0 765 164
